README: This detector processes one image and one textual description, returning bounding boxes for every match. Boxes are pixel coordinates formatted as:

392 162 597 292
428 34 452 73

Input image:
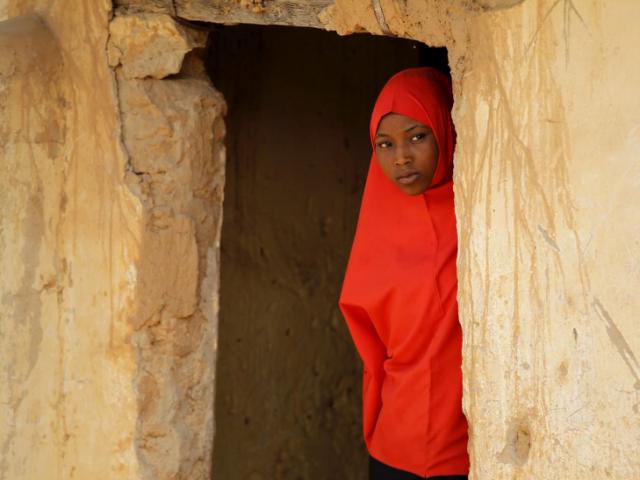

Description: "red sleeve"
339 302 386 444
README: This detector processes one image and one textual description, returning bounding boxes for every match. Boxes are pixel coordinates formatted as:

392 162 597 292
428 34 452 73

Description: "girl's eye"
376 141 392 149
411 133 426 142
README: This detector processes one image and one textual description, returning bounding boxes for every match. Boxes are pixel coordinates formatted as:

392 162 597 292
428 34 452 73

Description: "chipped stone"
108 13 208 79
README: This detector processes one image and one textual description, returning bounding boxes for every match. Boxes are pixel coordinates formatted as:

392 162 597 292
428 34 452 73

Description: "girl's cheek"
377 150 391 164
377 155 394 177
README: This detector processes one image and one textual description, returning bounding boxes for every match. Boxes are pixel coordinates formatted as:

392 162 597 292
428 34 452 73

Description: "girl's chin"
396 182 428 196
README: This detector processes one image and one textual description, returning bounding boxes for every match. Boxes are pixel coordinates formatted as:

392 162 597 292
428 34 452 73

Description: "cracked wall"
1 4 225 479
0 0 639 479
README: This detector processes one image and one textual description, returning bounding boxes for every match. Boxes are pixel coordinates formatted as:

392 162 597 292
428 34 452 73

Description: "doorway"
207 25 448 479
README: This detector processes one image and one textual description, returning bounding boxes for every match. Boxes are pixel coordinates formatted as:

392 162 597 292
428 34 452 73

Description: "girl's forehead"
375 112 427 134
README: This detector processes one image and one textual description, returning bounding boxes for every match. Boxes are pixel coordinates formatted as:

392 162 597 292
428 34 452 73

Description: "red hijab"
340 67 468 477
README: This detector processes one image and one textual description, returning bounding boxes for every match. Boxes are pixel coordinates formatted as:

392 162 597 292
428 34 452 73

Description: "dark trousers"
369 456 468 480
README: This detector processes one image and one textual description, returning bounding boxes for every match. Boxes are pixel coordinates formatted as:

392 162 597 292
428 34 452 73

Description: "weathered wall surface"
0 15 70 479
115 65 225 480
0 5 145 478
1 0 639 479
455 1 640 479
0 2 224 480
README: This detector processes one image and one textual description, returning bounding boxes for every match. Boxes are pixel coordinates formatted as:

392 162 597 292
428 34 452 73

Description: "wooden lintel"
175 0 333 29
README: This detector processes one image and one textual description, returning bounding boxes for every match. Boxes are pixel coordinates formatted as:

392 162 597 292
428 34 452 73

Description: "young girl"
340 68 469 480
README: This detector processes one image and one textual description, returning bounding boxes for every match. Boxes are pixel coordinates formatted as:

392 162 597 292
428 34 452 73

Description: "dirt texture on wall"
455 2 640 479
1 0 639 479
0 14 69 479
1 2 225 479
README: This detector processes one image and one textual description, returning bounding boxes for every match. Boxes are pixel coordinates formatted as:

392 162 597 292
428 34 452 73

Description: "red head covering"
340 67 468 477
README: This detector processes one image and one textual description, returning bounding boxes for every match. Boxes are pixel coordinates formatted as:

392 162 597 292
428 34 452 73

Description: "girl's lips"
396 172 420 185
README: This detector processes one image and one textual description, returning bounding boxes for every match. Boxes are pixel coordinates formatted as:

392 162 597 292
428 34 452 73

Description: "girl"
339 68 469 480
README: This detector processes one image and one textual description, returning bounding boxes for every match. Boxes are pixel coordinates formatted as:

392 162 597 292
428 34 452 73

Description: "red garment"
340 67 468 477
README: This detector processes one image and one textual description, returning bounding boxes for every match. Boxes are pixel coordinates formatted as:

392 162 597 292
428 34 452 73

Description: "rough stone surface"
117 70 226 479
108 13 208 79
0 0 639 479
115 0 176 15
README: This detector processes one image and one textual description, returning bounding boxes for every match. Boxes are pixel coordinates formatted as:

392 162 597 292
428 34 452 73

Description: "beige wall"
0 15 70 479
0 3 224 479
456 2 640 478
0 1 638 479
0 6 142 478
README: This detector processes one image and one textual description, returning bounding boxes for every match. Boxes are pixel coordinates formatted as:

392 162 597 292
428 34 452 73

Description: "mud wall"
0 3 225 479
456 3 640 479
0 15 69 479
209 25 428 479
0 1 639 480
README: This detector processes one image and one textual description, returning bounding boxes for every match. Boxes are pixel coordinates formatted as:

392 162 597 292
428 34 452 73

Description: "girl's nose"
394 144 412 166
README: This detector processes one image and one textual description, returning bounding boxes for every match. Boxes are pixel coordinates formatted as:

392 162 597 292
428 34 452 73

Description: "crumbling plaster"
1 3 225 479
0 1 638 480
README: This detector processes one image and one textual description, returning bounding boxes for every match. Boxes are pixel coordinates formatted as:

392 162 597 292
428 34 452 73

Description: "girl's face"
374 113 439 195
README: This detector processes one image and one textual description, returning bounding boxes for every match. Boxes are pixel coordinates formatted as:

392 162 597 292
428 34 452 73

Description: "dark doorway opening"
207 24 448 480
